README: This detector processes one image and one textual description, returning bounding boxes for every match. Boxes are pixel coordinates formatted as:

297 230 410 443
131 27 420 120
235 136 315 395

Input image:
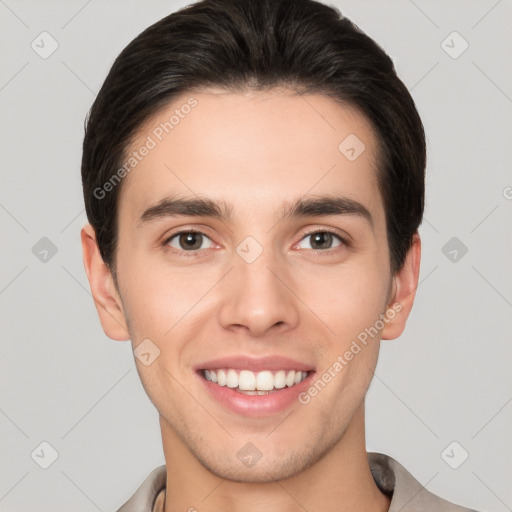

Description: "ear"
81 223 130 341
381 233 421 340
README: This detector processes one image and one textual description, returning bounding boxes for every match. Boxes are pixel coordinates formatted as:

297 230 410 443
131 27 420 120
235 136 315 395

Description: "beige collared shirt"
116 452 478 512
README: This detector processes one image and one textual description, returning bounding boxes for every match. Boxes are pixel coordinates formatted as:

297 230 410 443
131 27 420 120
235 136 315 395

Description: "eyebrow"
139 196 233 225
281 196 373 228
138 194 373 228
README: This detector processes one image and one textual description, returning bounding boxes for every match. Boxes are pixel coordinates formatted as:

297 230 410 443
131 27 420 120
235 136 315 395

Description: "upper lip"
195 355 315 373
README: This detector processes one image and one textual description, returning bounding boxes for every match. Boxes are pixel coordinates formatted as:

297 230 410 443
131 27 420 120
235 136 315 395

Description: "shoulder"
369 452 481 512
115 456 483 512
115 465 166 512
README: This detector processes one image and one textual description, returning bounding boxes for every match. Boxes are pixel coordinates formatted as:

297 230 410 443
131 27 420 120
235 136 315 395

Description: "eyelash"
162 229 349 256
163 229 212 257
300 229 349 250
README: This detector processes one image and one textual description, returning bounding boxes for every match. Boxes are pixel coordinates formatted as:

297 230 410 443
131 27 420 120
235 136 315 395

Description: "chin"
195 442 322 483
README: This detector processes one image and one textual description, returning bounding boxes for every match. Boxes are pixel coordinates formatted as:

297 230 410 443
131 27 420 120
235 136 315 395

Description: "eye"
166 231 214 251
296 231 344 251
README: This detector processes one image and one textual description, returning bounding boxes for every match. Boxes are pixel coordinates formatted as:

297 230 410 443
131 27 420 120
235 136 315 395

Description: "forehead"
118 88 383 225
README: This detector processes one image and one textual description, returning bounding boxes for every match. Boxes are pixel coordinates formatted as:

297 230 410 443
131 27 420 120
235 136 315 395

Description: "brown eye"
167 231 213 251
297 231 343 250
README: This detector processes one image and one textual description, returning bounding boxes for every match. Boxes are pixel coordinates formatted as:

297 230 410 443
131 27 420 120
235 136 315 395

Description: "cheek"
117 258 222 344
296 260 390 340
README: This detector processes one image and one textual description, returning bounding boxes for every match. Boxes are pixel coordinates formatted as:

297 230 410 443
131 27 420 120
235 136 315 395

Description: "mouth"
200 368 310 395
194 355 315 417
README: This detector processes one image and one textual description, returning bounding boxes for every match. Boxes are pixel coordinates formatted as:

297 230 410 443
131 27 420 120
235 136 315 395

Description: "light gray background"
1 0 511 511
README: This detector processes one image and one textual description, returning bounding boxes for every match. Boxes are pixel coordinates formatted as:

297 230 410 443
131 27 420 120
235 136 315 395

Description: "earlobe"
381 233 421 341
81 223 131 341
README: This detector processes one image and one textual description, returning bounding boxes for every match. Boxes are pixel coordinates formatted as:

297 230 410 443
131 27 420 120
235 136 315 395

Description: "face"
83 87 419 483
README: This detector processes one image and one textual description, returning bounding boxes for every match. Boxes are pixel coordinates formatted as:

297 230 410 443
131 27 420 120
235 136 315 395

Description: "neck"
160 405 389 512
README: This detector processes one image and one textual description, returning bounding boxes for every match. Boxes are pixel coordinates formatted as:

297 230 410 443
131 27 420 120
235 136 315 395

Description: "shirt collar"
116 452 472 512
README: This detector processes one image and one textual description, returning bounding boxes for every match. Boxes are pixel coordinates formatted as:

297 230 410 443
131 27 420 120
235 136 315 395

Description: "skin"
82 87 421 512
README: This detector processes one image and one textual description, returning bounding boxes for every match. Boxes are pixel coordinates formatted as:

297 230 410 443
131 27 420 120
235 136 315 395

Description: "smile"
202 369 309 395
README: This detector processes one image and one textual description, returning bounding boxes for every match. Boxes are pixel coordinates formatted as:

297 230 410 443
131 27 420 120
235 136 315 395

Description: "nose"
217 248 300 337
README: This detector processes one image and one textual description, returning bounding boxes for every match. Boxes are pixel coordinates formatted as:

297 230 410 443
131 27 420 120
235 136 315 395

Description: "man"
80 0 479 510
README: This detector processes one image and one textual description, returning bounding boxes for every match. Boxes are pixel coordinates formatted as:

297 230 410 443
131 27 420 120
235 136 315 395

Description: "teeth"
203 368 308 391
217 369 226 386
239 370 256 390
274 370 286 389
226 369 238 388
256 370 274 391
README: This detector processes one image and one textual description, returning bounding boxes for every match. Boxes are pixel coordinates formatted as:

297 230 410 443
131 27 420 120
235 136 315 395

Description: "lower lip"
197 371 315 417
